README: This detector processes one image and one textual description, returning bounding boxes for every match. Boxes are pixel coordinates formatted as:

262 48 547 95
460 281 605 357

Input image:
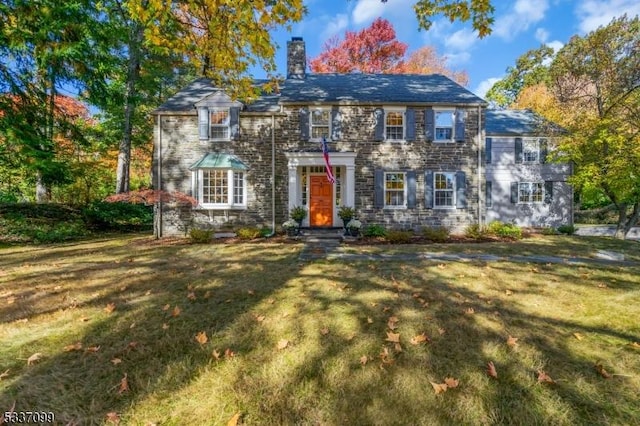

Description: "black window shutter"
374 108 384 141
455 108 466 142
511 182 519 203
374 169 384 208
229 107 240 140
425 107 434 141
407 171 416 208
299 107 310 141
539 138 548 164
455 171 466 208
198 107 209 140
544 181 553 204
331 106 341 141
486 181 492 208
515 138 523 163
424 170 434 208
485 137 492 163
405 108 416 141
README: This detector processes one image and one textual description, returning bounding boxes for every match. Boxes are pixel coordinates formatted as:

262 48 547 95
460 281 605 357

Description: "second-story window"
435 109 454 141
385 111 404 140
310 109 330 140
523 138 540 163
210 108 230 140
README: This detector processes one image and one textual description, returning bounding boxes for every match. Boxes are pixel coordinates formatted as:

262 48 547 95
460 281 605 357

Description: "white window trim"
208 107 231 142
384 107 406 142
522 138 541 164
433 108 455 143
383 171 407 209
518 181 544 204
434 171 456 209
309 107 331 141
193 169 247 209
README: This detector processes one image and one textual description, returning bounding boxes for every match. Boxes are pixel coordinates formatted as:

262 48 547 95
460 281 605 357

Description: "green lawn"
1 235 639 425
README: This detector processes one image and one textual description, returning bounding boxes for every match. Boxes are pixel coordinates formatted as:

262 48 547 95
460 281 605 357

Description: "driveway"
575 224 640 240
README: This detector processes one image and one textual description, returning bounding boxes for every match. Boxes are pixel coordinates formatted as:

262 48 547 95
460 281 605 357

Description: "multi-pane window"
384 172 406 207
210 109 230 140
310 109 330 140
518 182 543 203
385 111 404 140
434 172 455 207
523 138 540 163
199 169 245 207
435 110 454 141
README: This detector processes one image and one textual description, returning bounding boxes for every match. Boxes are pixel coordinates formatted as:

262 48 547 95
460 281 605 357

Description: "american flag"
322 137 336 184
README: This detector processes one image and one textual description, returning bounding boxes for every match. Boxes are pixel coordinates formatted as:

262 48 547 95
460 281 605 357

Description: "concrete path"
575 225 640 240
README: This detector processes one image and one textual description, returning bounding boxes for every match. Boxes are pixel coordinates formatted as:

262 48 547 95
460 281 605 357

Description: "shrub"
464 224 486 239
385 230 413 243
82 202 153 231
557 224 576 235
541 227 559 235
487 221 523 239
189 228 213 243
236 227 262 240
422 226 450 242
363 224 386 237
31 222 89 243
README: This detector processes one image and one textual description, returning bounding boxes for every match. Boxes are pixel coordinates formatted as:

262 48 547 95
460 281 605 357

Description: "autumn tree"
310 18 407 73
399 46 469 85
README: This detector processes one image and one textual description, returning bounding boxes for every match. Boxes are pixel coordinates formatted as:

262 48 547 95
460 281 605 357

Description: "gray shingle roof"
485 109 563 135
154 73 486 114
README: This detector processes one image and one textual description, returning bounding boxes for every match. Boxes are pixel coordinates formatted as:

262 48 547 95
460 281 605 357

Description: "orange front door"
309 175 333 227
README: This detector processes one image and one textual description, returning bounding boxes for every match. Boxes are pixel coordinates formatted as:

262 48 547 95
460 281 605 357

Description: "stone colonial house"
152 37 571 236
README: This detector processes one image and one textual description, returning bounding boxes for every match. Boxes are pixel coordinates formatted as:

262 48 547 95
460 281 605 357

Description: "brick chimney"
287 37 306 79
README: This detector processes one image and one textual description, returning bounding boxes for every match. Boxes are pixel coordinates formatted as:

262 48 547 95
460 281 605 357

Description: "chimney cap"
291 36 303 41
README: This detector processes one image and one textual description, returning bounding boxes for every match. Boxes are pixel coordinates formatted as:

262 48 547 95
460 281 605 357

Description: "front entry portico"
284 152 357 227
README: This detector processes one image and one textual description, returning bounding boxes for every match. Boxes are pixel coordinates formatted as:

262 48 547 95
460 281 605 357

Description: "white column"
346 164 356 207
287 165 298 212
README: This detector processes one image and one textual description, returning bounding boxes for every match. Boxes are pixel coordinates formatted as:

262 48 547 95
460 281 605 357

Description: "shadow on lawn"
1 238 638 424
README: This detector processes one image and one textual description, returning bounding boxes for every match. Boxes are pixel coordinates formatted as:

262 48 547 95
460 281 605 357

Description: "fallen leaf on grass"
537 370 555 384
187 292 196 301
212 349 221 360
104 303 116 313
162 304 170 311
320 327 329 336
507 336 519 347
487 361 498 379
227 412 241 426
106 412 120 423
444 377 459 388
387 316 399 330
162 323 169 330
410 333 429 345
195 331 208 345
27 353 43 365
111 358 122 365
255 315 265 323
597 283 608 288
64 342 83 352
225 348 235 359
118 373 129 394
594 363 612 379
573 333 584 341
630 342 640 349
430 381 448 394
277 339 289 350
171 306 181 317
465 307 475 314
360 355 368 365
0 369 10 380
385 332 400 343
367 317 373 324
438 328 446 335
85 345 101 353
505 289 513 296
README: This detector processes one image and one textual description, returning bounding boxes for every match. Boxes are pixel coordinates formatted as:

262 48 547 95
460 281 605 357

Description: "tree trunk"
115 22 143 194
614 201 640 239
35 172 50 203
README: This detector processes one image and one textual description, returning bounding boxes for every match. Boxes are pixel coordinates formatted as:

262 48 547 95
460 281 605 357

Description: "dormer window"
197 106 240 141
209 109 230 140
310 109 330 140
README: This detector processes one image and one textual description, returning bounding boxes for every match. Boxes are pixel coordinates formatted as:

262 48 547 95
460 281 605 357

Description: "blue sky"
259 0 640 98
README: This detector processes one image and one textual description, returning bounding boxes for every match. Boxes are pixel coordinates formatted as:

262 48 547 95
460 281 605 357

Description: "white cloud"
444 28 478 51
444 51 471 66
474 77 502 99
547 40 564 53
493 0 550 40
320 13 349 41
352 0 387 25
535 28 549 43
575 0 640 33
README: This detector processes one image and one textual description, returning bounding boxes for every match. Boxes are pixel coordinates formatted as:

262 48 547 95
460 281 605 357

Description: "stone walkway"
298 241 639 267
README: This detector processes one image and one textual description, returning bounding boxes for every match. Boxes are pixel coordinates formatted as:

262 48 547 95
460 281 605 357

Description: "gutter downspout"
156 113 163 239
477 106 483 229
266 113 276 237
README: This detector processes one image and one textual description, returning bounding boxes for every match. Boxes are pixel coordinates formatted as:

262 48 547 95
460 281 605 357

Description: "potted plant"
345 219 362 237
338 206 356 224
289 205 307 225
282 219 299 236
